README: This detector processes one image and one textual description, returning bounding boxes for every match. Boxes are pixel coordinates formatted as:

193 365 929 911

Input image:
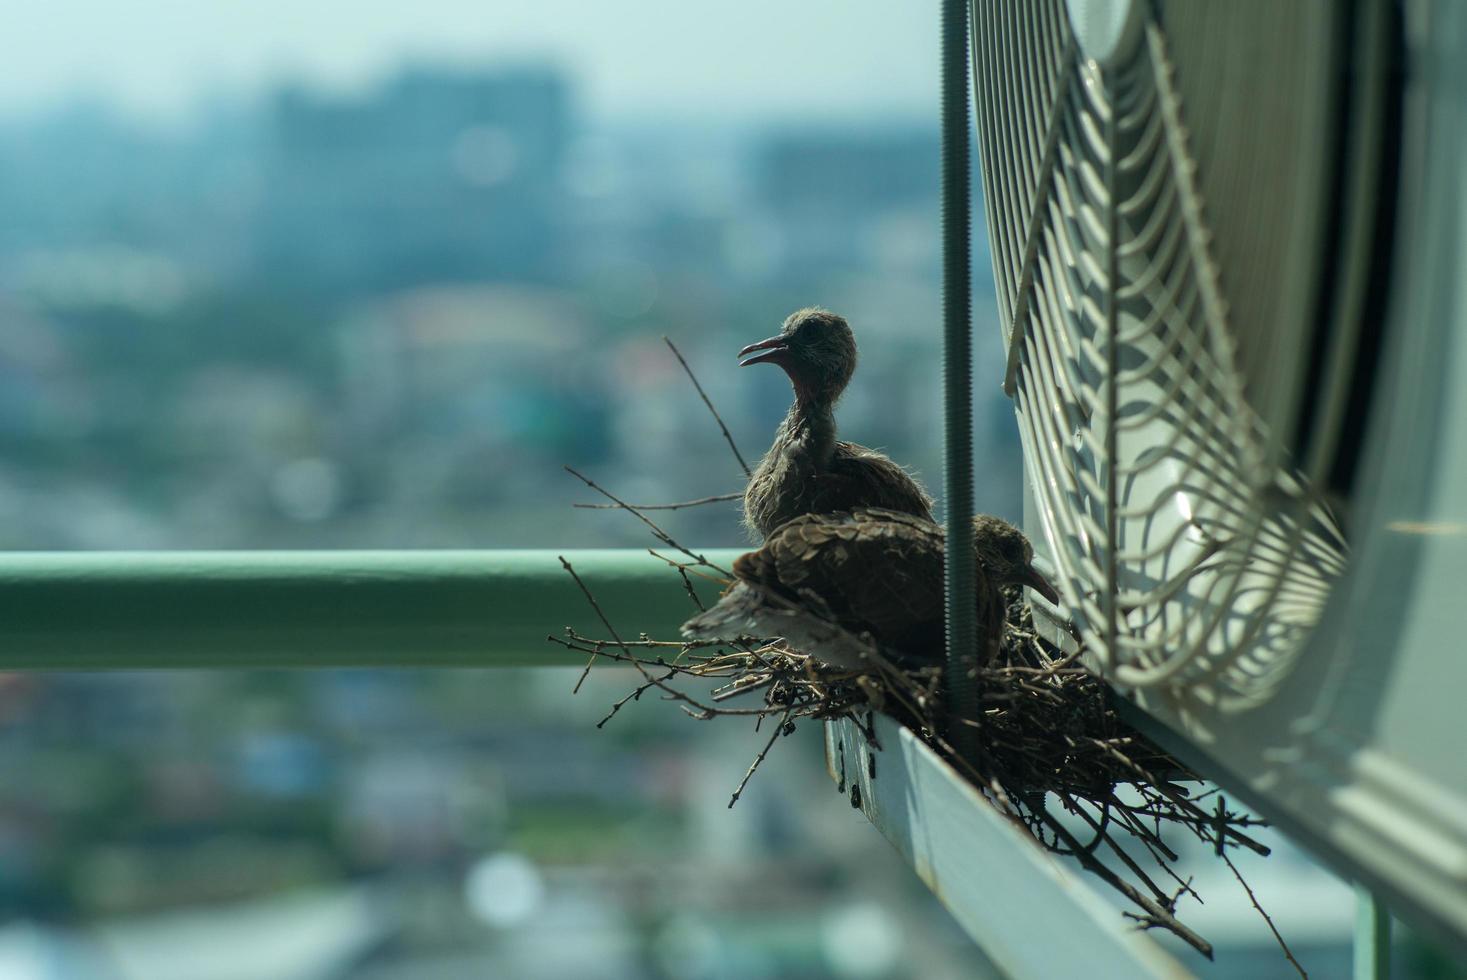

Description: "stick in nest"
664 336 752 479
556 544 1287 962
574 492 744 511
563 465 731 578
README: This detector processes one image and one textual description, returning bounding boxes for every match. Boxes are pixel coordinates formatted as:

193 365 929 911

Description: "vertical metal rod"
1353 886 1391 980
1102 56 1120 674
942 0 978 754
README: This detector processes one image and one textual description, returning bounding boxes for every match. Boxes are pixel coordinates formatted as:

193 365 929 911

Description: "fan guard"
972 0 1359 707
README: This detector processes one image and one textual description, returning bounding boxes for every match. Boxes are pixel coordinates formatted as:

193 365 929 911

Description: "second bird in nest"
682 508 1058 670
739 308 934 540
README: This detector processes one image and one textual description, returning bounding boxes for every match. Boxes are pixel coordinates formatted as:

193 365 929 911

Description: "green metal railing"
0 549 739 670
1355 887 1393 980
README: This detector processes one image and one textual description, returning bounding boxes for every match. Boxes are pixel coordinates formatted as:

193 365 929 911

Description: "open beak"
1019 564 1060 606
738 335 790 368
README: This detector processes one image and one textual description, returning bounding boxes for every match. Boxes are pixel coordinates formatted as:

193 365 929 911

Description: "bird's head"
971 515 1060 605
738 308 858 404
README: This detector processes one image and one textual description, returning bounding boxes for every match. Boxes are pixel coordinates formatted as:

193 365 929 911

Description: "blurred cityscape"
0 61 1025 979
0 55 1431 980
0 64 1018 554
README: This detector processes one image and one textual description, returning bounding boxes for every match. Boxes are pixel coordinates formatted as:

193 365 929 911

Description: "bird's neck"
778 395 837 468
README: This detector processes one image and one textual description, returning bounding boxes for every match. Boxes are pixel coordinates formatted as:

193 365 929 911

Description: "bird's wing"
735 510 946 655
820 443 935 521
679 581 877 668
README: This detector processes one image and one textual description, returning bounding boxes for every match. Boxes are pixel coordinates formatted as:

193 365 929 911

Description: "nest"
552 340 1303 972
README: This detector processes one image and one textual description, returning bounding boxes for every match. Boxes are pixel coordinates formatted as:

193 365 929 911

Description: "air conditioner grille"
974 0 1349 707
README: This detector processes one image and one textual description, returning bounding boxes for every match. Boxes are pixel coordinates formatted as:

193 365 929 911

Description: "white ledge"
825 715 1191 979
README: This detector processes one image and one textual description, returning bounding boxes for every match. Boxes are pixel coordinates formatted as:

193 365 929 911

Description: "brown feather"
692 508 1030 666
744 439 933 540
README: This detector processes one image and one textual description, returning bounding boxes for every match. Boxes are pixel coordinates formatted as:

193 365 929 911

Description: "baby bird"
681 508 1058 670
740 309 933 540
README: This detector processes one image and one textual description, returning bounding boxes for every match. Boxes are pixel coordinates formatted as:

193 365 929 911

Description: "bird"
739 308 934 540
681 508 1059 670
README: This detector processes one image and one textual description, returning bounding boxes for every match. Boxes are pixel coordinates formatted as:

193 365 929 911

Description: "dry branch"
664 337 753 478
574 492 743 511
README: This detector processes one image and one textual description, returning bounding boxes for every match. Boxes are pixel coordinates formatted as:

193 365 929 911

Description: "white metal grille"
973 0 1348 707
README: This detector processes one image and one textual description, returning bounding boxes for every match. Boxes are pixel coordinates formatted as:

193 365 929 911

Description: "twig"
729 710 792 807
675 565 707 611
1041 810 1214 959
598 667 678 728
646 549 729 587
564 466 730 576
1222 851 1308 978
664 336 752 478
1067 795 1174 906
1088 738 1270 857
559 556 635 694
712 675 775 702
549 623 781 719
575 492 743 511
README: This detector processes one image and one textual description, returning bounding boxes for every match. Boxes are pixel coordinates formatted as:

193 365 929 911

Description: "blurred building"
755 129 940 277
257 69 572 296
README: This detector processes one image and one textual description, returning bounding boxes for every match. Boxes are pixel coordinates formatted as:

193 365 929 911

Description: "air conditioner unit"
974 0 1467 950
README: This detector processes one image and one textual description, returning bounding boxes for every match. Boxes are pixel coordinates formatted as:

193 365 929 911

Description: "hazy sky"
4 1 939 124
